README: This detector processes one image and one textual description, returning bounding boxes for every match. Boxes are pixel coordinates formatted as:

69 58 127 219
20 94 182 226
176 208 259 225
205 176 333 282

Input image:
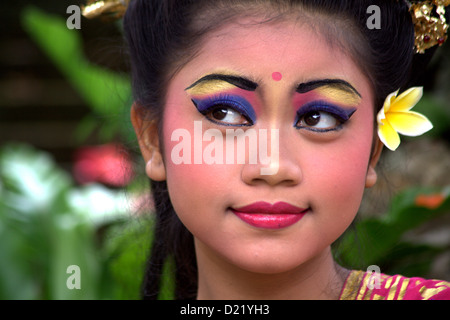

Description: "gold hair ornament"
410 0 450 53
82 0 129 21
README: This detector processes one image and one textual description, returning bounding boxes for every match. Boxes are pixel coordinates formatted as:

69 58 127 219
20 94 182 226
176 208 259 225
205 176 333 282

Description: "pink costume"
340 270 450 300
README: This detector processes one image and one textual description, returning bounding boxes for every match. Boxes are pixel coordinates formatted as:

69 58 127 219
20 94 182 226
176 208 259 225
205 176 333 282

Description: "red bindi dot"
272 72 282 81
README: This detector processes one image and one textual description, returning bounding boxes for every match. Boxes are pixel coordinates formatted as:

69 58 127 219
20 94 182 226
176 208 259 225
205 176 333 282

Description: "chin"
228 250 313 275
243 263 300 275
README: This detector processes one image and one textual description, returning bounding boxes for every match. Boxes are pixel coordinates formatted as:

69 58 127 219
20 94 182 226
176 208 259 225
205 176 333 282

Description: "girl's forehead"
179 18 368 95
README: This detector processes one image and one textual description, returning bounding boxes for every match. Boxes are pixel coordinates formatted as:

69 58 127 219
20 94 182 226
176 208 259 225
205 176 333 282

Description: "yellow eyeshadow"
315 86 361 106
186 80 237 96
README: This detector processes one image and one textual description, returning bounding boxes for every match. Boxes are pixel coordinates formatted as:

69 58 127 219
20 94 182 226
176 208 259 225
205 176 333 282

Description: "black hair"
123 0 439 300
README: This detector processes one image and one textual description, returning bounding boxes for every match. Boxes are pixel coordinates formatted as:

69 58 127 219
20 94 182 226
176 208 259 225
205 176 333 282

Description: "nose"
240 130 302 187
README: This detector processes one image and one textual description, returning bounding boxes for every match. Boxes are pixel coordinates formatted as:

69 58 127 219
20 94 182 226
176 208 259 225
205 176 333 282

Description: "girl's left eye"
295 111 341 131
295 103 356 132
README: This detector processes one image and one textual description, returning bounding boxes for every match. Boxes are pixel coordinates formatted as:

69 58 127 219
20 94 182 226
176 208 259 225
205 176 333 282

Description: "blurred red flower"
414 193 445 210
73 143 134 187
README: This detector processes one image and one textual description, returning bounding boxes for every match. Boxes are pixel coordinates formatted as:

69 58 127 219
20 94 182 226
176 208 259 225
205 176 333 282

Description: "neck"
195 240 349 300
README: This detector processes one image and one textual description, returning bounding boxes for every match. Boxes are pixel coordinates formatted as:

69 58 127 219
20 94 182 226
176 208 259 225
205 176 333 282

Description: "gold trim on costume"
339 270 365 300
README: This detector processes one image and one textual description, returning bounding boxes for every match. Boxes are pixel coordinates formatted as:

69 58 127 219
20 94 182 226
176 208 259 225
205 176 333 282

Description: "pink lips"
231 201 308 229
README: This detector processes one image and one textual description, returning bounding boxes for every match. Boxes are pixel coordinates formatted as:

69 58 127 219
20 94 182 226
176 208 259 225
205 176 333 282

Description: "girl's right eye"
205 105 251 126
191 94 256 127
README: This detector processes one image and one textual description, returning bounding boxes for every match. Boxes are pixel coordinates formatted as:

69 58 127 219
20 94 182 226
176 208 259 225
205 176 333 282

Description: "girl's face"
158 19 378 274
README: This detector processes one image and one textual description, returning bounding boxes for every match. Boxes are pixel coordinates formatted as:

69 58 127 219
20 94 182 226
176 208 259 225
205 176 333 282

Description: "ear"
365 137 384 188
130 103 166 181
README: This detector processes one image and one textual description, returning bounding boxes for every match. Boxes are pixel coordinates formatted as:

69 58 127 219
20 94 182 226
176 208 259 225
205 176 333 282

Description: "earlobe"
365 137 384 188
145 152 166 181
130 103 166 181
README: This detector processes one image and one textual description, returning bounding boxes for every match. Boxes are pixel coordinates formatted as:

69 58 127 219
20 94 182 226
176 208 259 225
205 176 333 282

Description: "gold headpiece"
410 0 450 53
81 0 449 53
82 0 129 21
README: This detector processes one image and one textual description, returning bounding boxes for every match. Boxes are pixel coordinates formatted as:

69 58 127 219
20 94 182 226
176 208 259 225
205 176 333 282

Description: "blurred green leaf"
21 6 132 143
48 216 99 299
336 186 450 276
379 242 445 277
158 257 176 300
103 216 153 299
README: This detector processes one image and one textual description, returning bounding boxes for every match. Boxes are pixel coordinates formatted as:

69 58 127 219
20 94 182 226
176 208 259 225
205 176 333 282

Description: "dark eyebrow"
185 74 259 91
296 79 361 97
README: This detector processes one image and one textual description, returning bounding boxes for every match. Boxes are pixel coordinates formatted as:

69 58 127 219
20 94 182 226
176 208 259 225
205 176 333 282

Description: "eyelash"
191 94 256 126
294 102 356 132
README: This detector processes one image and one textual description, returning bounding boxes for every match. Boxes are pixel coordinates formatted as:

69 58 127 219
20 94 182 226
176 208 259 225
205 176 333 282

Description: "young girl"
100 0 449 299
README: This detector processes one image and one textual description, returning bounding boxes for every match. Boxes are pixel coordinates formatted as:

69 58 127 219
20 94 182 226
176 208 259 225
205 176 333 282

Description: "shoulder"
340 270 450 300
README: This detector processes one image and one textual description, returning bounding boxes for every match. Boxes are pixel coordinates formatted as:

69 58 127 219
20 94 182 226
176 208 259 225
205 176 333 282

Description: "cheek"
161 100 237 218
301 143 371 245
325 148 369 192
307 118 374 210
